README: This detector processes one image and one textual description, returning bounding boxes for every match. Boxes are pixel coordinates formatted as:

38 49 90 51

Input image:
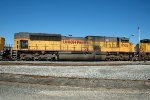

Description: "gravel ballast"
0 65 150 80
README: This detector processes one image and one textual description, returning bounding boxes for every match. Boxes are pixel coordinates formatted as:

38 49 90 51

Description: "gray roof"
14 32 61 39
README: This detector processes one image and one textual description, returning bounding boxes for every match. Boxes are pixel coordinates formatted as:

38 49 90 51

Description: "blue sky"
0 0 150 45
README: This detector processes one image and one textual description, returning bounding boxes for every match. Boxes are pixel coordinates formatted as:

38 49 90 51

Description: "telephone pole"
138 27 140 63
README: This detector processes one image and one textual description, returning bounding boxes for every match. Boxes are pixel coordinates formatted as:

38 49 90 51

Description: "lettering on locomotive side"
122 44 128 47
63 40 87 44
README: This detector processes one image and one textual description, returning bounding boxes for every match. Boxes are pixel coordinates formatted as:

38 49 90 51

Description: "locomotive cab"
15 39 29 50
14 32 30 50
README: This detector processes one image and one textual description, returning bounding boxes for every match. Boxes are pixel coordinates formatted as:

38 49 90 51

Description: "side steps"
11 50 18 61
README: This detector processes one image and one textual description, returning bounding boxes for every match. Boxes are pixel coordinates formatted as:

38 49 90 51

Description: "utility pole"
138 27 140 63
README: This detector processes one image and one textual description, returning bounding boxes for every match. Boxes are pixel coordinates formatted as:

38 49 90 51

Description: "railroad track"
0 61 150 66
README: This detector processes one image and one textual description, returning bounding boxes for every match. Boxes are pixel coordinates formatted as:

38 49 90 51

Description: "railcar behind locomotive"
0 37 4 50
0 37 5 60
12 32 134 61
137 39 150 60
0 37 4 49
0 37 12 60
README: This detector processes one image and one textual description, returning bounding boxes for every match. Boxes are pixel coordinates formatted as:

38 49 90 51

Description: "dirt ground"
0 81 150 100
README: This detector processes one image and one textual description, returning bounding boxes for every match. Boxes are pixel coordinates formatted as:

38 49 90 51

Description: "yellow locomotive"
138 39 150 60
13 32 134 61
0 37 5 50
0 37 5 60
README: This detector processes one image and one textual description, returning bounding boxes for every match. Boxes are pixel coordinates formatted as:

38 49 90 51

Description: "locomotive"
0 37 5 60
0 37 12 60
137 39 150 60
0 32 149 61
12 32 134 61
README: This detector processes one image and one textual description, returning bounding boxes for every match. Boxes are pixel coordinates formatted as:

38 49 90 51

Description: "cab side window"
20 40 28 49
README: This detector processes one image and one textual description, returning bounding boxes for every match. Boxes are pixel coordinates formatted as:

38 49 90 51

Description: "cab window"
20 40 28 49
